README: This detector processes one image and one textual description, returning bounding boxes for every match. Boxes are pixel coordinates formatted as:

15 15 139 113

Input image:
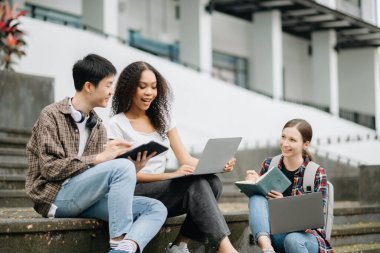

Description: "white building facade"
23 0 380 132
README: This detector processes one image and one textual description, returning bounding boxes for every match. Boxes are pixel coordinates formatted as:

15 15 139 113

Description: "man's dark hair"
72 54 116 91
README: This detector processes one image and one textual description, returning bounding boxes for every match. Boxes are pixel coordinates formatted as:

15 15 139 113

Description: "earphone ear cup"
85 113 97 129
72 110 85 123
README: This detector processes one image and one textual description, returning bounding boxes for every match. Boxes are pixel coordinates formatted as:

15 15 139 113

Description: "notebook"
234 167 292 197
269 192 325 234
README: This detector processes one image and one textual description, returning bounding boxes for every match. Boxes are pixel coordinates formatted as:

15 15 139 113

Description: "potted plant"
0 0 54 129
0 0 27 70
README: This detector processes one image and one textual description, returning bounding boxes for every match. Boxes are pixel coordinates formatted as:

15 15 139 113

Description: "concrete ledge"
335 243 380 253
2 205 380 252
359 165 380 203
0 208 256 253
0 71 54 129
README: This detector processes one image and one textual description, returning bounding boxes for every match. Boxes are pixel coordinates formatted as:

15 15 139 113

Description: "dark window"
212 51 249 89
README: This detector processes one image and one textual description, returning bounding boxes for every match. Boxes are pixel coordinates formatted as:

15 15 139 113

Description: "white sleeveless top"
106 113 175 174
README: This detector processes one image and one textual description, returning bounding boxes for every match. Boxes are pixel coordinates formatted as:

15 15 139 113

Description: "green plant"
0 0 26 70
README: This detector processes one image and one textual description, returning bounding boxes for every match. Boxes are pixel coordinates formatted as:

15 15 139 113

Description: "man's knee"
138 197 168 221
151 199 168 218
110 159 137 183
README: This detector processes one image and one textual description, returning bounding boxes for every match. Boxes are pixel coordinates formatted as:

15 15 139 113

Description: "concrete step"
0 154 27 165
0 136 29 149
0 147 26 156
1 206 380 253
0 208 256 253
219 202 380 246
0 190 32 207
334 243 380 253
0 174 26 190
0 208 109 253
0 161 28 175
0 127 31 139
220 193 247 203
334 202 380 224
331 222 380 246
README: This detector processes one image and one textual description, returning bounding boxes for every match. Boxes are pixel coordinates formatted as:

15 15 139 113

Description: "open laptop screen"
269 192 325 235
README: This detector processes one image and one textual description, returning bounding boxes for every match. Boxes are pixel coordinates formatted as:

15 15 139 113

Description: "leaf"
16 10 27 18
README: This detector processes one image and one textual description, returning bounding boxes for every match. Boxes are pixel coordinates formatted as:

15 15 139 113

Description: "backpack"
269 155 334 240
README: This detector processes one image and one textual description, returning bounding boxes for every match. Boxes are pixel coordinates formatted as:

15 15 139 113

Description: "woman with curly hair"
108 61 238 253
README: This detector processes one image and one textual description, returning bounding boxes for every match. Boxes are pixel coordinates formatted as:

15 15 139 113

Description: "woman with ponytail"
245 119 333 253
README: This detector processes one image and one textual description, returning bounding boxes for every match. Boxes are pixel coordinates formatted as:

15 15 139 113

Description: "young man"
25 54 167 253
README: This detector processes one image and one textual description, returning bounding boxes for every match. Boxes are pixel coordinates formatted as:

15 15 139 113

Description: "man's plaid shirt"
25 98 107 217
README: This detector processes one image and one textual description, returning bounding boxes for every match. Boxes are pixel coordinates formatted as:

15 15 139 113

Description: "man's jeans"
249 195 319 253
53 159 167 252
135 174 230 248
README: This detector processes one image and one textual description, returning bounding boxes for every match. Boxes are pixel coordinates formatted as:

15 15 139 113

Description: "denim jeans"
249 195 319 253
134 174 230 248
53 159 167 252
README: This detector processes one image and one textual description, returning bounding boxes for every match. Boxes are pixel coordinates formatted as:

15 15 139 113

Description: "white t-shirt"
68 98 90 157
107 113 176 174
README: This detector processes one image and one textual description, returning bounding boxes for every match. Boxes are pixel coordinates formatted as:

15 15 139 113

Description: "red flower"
0 21 6 30
6 33 17 47
0 0 27 70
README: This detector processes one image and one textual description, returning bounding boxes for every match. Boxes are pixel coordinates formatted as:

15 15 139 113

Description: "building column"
82 0 119 38
250 10 283 100
311 30 339 116
179 0 212 74
375 50 380 134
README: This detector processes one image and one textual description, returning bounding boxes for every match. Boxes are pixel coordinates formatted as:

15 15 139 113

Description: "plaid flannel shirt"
25 98 107 217
259 156 334 253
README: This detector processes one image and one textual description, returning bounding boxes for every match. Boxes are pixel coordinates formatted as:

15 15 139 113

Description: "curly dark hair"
111 61 172 137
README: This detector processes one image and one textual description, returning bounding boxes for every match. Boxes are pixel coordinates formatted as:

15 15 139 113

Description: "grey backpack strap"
269 155 282 170
303 161 319 193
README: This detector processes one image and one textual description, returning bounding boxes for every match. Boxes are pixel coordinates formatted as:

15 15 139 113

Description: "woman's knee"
283 233 304 251
284 232 319 253
249 195 267 209
206 175 223 198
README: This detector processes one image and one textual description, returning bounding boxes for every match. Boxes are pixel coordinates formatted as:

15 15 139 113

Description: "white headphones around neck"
71 107 86 123
69 98 97 128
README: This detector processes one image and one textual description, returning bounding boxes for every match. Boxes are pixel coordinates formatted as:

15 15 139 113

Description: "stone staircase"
0 128 31 208
333 202 380 252
1 128 380 253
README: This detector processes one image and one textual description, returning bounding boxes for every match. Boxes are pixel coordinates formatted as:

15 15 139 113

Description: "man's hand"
95 139 132 164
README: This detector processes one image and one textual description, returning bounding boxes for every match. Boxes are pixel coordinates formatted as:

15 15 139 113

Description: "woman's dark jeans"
134 174 230 248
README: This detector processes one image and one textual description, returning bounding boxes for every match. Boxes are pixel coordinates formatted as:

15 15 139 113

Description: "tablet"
117 141 169 160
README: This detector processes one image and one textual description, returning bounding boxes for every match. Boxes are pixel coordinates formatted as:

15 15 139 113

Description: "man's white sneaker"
166 242 190 253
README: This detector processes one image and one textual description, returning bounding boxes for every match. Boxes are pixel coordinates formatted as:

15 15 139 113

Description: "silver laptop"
268 192 325 234
172 137 242 179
